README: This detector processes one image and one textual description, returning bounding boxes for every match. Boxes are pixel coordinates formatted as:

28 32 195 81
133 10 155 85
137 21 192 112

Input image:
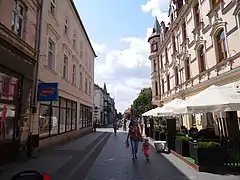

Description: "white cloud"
92 42 106 55
94 0 169 112
141 0 170 24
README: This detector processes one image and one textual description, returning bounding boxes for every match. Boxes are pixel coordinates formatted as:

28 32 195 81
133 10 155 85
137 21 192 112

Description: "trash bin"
154 141 167 152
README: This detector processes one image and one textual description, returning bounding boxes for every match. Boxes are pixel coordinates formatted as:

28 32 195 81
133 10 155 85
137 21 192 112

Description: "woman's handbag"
125 140 130 148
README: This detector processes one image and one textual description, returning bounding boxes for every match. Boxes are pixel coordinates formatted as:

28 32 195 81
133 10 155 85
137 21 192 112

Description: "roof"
70 0 97 58
147 17 161 42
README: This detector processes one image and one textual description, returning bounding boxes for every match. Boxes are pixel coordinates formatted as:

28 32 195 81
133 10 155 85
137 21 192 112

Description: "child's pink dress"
142 143 150 156
144 149 150 156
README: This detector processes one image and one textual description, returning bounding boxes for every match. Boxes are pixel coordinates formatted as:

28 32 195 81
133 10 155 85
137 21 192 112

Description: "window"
88 80 91 95
85 77 88 94
72 102 77 130
212 0 220 8
50 0 56 16
153 59 157 72
151 41 158 52
66 100 71 131
72 64 76 84
79 41 83 59
63 55 68 79
79 104 83 128
216 29 227 62
198 45 206 72
172 35 176 52
185 58 191 80
194 2 200 27
238 13 240 27
174 67 179 86
182 22 187 41
165 48 168 64
64 19 68 35
12 0 24 37
167 74 170 91
161 79 165 94
59 98 66 133
73 32 76 48
171 14 174 23
160 55 163 69
48 38 55 70
79 71 83 90
155 81 158 96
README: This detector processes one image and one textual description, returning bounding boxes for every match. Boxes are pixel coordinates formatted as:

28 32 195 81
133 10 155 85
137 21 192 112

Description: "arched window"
153 59 157 72
198 45 206 72
155 81 158 96
215 29 227 62
151 41 158 52
174 67 179 86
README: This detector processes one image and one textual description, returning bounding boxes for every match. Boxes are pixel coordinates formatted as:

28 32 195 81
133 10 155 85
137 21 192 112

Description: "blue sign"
37 83 59 101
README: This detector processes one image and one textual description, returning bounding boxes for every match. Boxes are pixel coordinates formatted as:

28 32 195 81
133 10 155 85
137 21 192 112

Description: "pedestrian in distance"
113 121 117 136
142 138 150 161
125 120 143 160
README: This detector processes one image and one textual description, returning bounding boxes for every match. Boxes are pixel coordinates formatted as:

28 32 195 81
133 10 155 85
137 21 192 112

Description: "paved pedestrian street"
0 128 239 180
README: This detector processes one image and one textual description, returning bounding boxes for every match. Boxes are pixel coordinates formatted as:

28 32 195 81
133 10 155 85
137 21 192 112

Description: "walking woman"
126 120 142 160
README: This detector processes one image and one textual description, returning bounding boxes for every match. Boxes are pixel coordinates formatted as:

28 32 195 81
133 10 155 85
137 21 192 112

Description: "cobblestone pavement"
85 129 240 180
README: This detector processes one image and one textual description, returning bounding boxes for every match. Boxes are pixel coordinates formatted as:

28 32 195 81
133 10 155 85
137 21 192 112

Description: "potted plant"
175 135 191 157
194 141 223 166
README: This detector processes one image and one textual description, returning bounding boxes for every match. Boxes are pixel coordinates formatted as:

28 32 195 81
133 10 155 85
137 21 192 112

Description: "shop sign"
37 83 59 101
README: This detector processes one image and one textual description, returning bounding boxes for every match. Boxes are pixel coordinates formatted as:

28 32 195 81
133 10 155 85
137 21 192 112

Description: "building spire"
152 16 161 35
103 83 107 93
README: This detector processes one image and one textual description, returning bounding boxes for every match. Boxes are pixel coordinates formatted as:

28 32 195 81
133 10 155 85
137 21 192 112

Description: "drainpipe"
27 0 44 157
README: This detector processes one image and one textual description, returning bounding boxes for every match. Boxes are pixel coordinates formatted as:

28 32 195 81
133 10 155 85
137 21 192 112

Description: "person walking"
113 121 117 136
125 120 142 160
142 138 150 161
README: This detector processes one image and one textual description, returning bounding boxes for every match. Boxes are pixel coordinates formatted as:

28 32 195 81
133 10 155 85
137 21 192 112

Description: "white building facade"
93 84 104 125
148 0 240 130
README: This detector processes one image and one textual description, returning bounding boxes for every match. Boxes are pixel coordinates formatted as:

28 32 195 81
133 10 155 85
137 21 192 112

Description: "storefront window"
82 105 86 128
0 103 16 140
79 104 83 129
72 102 77 130
39 104 51 138
79 104 93 128
66 100 71 131
0 73 19 101
51 105 59 135
59 97 66 133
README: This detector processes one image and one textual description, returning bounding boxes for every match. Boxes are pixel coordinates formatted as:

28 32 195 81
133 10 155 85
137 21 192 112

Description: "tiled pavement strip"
0 126 240 180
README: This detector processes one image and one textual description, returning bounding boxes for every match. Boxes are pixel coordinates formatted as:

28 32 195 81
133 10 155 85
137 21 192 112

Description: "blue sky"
74 0 152 46
74 0 169 112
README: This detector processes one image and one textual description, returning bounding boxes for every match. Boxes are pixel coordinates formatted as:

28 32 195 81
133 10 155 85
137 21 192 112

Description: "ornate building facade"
148 0 240 129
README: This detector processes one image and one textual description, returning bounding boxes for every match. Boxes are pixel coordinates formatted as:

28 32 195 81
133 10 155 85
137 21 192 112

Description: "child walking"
142 138 150 161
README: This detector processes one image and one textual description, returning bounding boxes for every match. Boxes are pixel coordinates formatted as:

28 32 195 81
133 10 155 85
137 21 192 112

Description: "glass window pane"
59 107 66 133
66 108 71 131
60 97 66 108
79 104 82 129
39 104 50 138
72 109 76 130
51 106 59 135
67 100 72 109
52 100 59 107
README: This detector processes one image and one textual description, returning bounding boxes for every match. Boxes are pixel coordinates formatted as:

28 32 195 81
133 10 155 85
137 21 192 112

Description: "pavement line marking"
68 132 109 177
